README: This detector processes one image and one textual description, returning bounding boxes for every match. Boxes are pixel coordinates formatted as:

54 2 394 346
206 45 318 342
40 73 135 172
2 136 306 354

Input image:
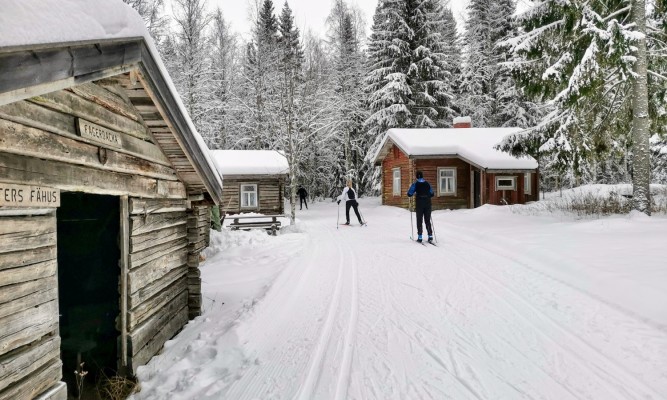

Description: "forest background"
123 0 667 216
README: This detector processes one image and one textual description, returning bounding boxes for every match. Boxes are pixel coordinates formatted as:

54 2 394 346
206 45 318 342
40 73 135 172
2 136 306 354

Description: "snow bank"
210 150 289 176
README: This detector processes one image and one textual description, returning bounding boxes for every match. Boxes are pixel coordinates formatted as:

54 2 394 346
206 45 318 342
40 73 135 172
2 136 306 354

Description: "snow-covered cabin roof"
210 150 289 176
374 128 538 170
0 0 223 203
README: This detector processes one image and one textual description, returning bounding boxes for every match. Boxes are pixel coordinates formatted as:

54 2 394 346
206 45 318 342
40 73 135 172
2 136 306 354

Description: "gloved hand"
337 200 341 205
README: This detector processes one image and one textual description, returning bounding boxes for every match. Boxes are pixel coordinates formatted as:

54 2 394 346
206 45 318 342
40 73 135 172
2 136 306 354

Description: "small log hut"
373 119 540 210
210 150 289 216
0 2 223 399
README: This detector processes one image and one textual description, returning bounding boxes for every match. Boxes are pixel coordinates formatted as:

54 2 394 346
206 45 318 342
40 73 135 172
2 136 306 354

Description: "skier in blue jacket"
407 171 434 243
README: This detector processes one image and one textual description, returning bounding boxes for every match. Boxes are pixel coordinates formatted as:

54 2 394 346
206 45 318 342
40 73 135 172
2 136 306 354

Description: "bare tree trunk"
631 0 651 215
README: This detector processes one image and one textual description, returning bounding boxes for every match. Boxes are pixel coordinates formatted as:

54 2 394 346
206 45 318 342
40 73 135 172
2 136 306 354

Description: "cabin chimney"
453 116 472 128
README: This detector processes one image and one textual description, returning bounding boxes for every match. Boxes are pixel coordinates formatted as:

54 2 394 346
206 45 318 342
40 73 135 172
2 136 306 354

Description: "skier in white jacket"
337 180 363 225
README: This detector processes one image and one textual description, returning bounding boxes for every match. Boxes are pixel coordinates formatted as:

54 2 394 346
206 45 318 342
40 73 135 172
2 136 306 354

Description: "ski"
410 237 427 246
427 241 437 247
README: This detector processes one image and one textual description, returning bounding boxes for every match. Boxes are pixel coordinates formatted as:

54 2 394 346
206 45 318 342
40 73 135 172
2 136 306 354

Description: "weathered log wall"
0 83 184 199
221 176 284 215
186 204 210 319
126 198 190 373
0 209 64 400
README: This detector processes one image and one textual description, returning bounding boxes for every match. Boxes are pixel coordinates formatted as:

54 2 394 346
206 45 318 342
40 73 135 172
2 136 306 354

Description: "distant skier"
337 180 363 225
407 171 434 243
297 185 308 210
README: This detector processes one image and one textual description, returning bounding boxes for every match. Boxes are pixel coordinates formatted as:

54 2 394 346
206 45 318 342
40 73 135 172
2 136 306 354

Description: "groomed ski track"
133 199 667 400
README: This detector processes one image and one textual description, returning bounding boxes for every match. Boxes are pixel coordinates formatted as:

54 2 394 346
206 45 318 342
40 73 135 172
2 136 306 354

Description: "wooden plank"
0 100 171 165
68 82 143 122
129 237 188 269
128 266 187 310
129 198 187 215
33 382 67 400
28 89 149 141
120 196 130 368
0 277 57 319
0 336 60 393
128 247 188 293
0 300 58 357
0 356 61 400
0 119 178 181
131 224 187 254
0 214 56 255
0 246 56 271
130 212 187 235
127 280 187 331
0 261 58 294
130 306 188 372
0 153 186 199
0 214 55 236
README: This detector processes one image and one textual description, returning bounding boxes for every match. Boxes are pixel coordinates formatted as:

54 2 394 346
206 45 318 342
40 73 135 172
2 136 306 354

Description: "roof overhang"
0 38 224 204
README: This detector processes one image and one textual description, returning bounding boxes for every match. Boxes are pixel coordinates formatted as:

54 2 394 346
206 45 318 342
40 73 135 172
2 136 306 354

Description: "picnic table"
226 214 283 235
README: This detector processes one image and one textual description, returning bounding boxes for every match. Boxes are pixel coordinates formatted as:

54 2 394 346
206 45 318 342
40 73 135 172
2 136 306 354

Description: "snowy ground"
131 195 667 400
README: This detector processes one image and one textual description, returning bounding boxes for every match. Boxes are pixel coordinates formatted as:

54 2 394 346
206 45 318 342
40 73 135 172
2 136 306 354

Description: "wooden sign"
0 183 60 207
76 119 122 148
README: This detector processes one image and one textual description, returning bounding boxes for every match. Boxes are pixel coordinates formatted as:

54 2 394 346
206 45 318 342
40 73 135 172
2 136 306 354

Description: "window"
392 168 401 196
240 184 258 208
496 176 516 190
438 168 456 195
524 173 531 195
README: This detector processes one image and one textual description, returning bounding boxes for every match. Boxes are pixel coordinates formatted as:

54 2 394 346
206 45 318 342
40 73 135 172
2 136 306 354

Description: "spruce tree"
504 0 666 214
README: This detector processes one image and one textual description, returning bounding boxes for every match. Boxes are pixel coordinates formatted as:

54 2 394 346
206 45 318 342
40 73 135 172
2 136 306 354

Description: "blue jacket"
407 178 434 198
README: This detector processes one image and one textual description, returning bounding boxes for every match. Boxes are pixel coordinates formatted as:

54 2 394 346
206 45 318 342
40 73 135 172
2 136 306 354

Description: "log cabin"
373 118 539 210
210 150 288 216
0 1 223 398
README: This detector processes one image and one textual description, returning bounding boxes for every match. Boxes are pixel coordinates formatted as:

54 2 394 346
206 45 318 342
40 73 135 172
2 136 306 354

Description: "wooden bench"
227 215 282 235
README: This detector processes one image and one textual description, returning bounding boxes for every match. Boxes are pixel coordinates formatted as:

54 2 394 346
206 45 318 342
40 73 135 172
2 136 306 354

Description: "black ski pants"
300 196 308 209
346 200 362 223
416 204 433 236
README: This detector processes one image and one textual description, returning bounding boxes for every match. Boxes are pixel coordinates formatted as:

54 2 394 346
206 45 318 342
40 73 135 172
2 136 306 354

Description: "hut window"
392 168 401 196
496 176 516 190
438 167 456 195
241 184 258 208
524 173 531 194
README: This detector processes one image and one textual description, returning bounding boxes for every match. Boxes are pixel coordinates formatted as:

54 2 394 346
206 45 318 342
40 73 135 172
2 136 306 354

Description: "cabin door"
57 192 120 397
473 171 482 208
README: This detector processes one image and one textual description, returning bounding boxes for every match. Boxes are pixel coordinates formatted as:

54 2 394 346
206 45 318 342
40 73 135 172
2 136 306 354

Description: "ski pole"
337 201 340 229
358 206 367 226
410 197 414 240
430 214 437 243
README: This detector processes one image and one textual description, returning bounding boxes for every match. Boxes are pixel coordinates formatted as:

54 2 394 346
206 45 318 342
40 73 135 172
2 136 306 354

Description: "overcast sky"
167 0 532 41
197 0 471 40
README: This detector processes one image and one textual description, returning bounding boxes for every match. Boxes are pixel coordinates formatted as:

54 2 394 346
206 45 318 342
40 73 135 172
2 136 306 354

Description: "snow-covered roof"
0 0 223 202
0 0 145 47
453 116 472 125
374 128 538 170
210 150 289 176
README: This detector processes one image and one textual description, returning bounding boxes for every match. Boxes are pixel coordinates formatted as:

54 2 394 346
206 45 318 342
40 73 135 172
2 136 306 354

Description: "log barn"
0 1 223 399
373 119 539 210
211 150 288 216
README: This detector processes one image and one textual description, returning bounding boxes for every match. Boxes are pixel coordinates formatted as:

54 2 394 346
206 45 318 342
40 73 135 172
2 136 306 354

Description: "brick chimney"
453 116 472 128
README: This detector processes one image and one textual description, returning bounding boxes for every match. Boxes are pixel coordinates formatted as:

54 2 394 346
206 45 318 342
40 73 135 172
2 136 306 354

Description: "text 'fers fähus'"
0 183 60 207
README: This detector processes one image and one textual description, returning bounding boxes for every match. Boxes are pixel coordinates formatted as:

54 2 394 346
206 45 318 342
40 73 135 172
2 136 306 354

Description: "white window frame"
392 168 401 196
524 173 531 195
437 167 457 196
240 183 258 209
495 176 516 191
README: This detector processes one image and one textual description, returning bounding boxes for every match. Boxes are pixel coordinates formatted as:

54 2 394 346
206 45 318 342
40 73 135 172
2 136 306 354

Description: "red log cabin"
373 118 539 210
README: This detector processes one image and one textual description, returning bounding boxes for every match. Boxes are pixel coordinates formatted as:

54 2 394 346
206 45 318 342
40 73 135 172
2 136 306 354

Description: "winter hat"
416 171 423 179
